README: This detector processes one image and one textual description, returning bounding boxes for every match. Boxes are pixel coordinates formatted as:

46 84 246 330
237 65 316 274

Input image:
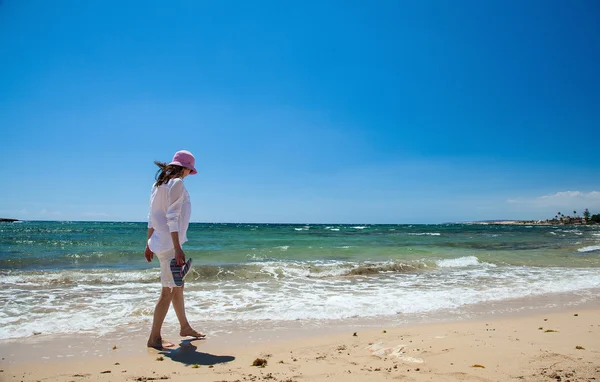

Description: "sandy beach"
2 306 599 382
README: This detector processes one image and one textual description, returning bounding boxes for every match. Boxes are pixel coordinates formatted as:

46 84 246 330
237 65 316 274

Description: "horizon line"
2 219 539 225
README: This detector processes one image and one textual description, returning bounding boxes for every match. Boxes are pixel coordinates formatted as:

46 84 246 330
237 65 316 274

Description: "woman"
145 150 205 349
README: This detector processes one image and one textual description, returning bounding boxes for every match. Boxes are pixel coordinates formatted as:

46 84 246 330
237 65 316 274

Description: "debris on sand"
252 358 267 367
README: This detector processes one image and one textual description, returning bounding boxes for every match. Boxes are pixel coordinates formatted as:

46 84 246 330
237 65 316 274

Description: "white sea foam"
560 229 583 235
408 233 441 236
261 260 352 278
1 262 600 340
436 256 484 268
353 226 367 229
1 270 156 286
181 266 600 322
577 245 600 253
246 253 268 261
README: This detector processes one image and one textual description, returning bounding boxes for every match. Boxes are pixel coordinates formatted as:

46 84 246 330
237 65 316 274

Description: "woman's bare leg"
147 287 176 348
171 286 205 337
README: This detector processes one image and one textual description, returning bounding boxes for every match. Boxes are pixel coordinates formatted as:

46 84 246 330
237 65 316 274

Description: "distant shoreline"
467 221 552 225
0 218 19 222
467 220 597 226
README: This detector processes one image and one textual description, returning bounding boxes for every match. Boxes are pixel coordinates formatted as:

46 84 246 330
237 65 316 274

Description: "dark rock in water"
0 218 19 222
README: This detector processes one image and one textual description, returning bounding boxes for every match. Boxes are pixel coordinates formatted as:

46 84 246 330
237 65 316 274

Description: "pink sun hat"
169 150 198 175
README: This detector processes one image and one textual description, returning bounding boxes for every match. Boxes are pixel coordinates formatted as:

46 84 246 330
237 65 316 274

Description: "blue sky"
1 0 599 223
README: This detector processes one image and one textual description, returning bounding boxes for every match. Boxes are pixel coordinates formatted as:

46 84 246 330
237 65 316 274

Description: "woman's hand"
144 245 154 262
145 228 155 262
174 247 186 266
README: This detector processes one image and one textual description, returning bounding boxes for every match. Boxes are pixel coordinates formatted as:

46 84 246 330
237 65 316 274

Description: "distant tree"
591 214 600 224
583 209 590 223
573 210 577 217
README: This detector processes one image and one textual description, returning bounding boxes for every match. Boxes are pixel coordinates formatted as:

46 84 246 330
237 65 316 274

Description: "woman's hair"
154 161 186 186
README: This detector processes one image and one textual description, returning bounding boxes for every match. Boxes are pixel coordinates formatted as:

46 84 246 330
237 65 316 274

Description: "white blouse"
147 178 191 254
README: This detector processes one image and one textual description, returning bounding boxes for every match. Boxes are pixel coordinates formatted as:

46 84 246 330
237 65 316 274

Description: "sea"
1 221 599 341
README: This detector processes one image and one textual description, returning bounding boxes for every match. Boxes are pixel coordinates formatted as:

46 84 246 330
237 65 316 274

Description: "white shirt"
147 178 191 254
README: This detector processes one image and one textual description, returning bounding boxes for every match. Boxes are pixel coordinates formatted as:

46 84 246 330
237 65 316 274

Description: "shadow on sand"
159 339 235 366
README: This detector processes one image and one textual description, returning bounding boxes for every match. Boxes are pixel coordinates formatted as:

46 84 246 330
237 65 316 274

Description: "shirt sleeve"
166 179 185 232
147 186 155 229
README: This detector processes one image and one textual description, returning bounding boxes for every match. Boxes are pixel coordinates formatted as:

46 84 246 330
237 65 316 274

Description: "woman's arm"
166 179 186 266
171 231 185 266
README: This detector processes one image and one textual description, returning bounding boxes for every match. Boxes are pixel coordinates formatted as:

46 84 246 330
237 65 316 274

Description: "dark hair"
154 161 186 186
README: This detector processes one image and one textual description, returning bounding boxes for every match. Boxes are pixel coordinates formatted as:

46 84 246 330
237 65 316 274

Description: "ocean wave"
2 265 600 340
253 260 428 279
559 229 583 235
435 256 488 268
1 269 158 286
0 259 434 286
345 262 422 276
577 245 600 253
408 232 441 236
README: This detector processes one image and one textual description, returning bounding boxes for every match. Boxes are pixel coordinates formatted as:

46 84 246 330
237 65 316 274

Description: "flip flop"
182 258 192 280
170 258 193 286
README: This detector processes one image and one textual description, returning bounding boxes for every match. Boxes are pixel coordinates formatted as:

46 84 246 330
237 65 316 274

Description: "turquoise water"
1 221 599 339
3 221 600 270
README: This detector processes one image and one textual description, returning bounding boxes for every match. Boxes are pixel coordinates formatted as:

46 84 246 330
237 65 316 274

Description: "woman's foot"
147 337 176 349
180 325 206 338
